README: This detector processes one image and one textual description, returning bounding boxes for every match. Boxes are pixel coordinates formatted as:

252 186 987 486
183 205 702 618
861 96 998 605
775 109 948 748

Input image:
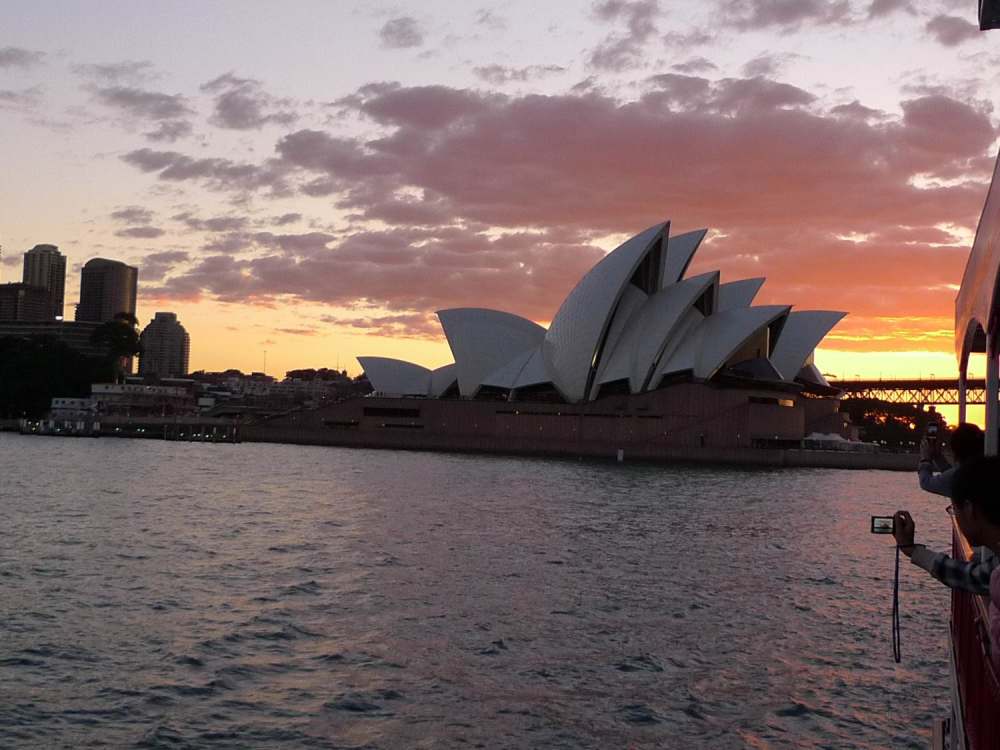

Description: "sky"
1 0 998 384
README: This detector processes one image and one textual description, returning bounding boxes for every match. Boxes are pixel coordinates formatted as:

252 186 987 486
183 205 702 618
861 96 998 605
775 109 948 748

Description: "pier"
18 416 240 442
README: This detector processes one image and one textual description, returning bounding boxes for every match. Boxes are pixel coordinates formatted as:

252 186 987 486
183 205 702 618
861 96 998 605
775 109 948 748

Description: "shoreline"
240 424 917 471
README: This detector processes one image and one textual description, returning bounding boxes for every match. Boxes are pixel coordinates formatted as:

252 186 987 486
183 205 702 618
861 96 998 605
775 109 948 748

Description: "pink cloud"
122 73 998 345
925 14 980 47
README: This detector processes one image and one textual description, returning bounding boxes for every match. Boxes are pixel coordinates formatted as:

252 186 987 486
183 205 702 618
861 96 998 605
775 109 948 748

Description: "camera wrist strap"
892 544 902 663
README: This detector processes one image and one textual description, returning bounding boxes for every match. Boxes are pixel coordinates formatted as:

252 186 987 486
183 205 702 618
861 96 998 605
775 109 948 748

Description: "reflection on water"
0 433 950 748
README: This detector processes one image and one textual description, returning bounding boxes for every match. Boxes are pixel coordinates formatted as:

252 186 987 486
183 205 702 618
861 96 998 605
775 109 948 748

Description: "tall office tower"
139 312 190 378
75 258 138 322
22 244 66 319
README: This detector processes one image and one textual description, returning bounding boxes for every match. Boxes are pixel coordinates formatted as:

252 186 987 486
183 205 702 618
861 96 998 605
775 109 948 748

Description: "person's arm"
893 510 994 595
918 464 954 497
933 453 952 473
907 546 993 596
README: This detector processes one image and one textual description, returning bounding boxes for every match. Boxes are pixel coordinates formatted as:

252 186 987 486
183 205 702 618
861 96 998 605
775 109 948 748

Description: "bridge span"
832 378 986 405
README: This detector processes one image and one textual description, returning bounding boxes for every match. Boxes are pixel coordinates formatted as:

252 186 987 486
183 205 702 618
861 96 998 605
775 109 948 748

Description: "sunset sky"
2 0 997 385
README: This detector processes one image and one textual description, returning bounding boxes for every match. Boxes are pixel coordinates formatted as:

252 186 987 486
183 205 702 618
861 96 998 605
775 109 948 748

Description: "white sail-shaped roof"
543 222 667 402
653 305 791 382
661 228 707 286
437 308 545 397
589 285 647 397
595 271 719 393
512 347 549 389
718 278 765 311
358 356 431 396
769 310 846 381
359 220 847 404
798 362 832 388
480 348 535 390
479 346 552 391
430 363 457 396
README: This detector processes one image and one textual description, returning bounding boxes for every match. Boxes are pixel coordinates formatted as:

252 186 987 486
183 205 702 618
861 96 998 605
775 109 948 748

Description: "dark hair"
952 456 1000 526
951 423 985 463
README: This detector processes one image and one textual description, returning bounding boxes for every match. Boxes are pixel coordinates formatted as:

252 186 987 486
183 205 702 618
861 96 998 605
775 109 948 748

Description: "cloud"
379 17 424 49
252 231 336 255
588 0 661 71
0 85 43 110
0 46 45 69
150 228 606 329
123 75 1000 348
327 312 441 339
94 86 191 120
868 0 914 17
741 53 800 78
274 327 318 336
201 72 296 130
671 57 718 74
474 9 507 30
717 0 852 31
145 120 193 142
172 213 249 233
202 233 252 254
273 212 302 225
140 250 189 281
111 206 155 224
662 29 714 49
926 14 980 46
90 84 192 141
72 60 158 84
121 147 288 193
473 64 566 85
829 99 885 120
115 226 165 239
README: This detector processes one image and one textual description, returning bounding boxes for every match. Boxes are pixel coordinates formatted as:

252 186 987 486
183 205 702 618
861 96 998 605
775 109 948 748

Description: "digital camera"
871 516 895 534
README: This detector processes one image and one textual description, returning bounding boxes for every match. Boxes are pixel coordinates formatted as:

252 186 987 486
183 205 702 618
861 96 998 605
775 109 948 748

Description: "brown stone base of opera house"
241 382 915 471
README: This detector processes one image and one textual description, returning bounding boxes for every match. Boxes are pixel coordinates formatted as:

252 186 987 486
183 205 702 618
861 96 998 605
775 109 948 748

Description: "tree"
90 312 142 382
0 336 112 418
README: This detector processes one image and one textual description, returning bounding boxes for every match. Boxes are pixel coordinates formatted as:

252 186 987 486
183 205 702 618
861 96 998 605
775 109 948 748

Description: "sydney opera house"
258 222 850 462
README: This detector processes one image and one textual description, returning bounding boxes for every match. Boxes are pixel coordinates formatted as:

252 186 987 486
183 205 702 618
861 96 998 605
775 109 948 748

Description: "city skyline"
2 1 997 385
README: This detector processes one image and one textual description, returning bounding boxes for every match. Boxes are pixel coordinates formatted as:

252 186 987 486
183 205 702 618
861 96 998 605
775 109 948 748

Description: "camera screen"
871 516 895 534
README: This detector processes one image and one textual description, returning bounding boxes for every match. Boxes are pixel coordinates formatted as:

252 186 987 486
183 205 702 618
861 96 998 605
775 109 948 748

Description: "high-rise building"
22 244 66 319
0 283 51 321
75 258 138 323
139 312 190 378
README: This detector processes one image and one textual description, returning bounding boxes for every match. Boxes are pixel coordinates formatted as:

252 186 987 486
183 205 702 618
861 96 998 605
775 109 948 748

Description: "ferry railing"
950 517 1000 749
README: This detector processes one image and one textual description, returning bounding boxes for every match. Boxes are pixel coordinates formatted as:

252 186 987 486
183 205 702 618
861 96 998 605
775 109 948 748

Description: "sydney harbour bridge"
832 378 987 406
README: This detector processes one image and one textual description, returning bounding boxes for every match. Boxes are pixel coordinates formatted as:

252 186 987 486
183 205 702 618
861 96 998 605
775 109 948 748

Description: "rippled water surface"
0 434 954 748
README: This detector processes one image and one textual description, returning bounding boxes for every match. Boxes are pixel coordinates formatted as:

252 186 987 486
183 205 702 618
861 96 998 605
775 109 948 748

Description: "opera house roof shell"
359 222 845 404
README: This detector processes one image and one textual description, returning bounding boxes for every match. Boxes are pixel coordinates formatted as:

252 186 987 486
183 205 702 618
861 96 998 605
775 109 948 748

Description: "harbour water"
0 433 952 748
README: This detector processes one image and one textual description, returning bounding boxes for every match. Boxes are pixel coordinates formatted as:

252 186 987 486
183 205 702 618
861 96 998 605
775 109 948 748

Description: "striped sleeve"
909 546 995 596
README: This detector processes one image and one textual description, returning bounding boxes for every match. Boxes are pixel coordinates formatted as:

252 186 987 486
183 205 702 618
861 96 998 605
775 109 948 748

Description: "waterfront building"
139 312 190 378
90 382 196 417
49 397 98 421
75 258 138 322
22 244 66 319
257 221 849 457
0 283 51 321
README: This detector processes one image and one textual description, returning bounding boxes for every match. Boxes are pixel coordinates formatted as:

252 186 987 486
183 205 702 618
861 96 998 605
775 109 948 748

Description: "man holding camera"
895 421 992 595
918 421 984 497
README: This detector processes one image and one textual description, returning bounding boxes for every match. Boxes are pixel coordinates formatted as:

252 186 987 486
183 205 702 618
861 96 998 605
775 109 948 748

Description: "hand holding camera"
923 421 941 461
893 510 916 555
870 511 916 555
